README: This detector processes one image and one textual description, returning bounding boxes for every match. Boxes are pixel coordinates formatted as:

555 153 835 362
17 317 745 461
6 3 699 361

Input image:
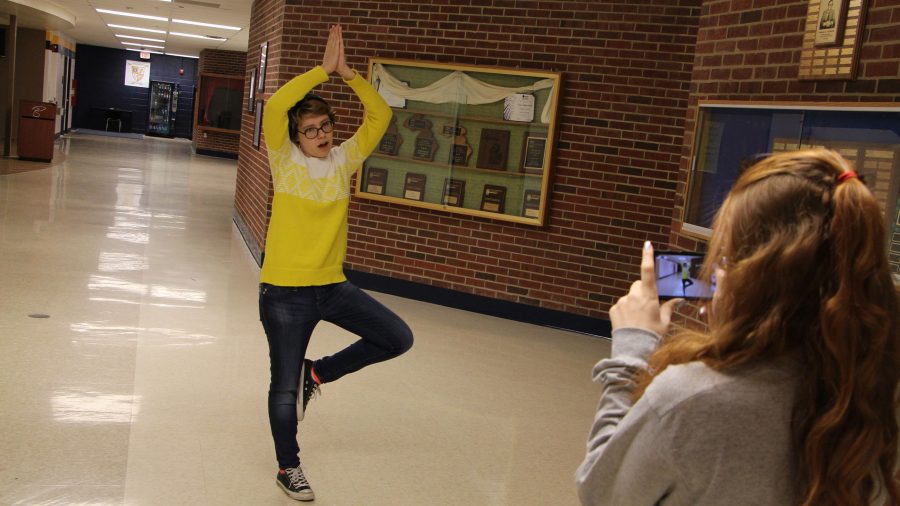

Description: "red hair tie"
837 171 857 184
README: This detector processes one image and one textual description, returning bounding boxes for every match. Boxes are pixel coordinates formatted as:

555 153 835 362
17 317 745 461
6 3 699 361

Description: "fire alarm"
179 68 185 75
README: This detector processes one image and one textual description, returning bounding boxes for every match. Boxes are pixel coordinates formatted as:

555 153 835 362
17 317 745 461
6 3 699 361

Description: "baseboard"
196 148 238 159
345 269 611 339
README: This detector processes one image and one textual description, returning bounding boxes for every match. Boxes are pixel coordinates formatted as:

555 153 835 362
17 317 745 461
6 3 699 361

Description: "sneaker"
276 466 314 501
297 359 320 421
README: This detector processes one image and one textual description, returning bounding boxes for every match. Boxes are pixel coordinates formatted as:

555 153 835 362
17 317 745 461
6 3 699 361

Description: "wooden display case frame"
355 58 562 226
193 72 244 135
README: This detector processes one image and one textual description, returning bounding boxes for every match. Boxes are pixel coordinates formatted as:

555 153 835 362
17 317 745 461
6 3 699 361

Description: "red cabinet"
17 100 57 162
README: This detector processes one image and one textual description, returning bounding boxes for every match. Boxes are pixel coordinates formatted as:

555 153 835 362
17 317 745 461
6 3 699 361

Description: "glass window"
685 104 900 281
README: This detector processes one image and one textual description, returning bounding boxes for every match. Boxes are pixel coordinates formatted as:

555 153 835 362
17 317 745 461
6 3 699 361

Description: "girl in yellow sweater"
259 24 413 501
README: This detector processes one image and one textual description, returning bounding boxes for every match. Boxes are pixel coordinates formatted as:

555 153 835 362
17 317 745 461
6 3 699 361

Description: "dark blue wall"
73 44 198 139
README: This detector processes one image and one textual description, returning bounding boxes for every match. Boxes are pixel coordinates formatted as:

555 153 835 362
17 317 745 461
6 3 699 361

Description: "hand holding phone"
609 242 681 334
653 251 715 300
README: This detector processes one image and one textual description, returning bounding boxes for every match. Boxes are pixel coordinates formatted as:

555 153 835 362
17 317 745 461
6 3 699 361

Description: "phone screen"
653 251 716 300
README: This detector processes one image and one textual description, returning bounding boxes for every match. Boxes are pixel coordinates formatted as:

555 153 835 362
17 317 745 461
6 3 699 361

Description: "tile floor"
0 133 610 506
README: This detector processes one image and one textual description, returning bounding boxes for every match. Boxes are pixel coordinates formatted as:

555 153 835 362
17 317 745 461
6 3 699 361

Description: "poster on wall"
125 60 151 88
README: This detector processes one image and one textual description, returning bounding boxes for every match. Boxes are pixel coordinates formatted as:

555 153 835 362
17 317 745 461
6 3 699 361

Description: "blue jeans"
259 280 413 469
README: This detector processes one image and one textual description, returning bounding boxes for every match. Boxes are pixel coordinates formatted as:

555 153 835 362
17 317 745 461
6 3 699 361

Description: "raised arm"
333 25 391 168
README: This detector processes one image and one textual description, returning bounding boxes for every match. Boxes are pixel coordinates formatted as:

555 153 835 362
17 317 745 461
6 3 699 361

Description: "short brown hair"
288 93 336 142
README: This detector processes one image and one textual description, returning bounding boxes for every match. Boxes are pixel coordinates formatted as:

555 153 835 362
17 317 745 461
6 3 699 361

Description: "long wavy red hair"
635 149 900 505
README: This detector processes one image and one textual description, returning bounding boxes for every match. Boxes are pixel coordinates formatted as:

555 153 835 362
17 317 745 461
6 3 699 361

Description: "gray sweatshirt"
576 327 800 505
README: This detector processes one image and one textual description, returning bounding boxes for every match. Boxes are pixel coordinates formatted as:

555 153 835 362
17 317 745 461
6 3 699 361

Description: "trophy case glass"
356 58 562 226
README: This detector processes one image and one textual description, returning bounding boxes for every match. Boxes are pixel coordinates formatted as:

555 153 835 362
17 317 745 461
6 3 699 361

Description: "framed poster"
258 41 268 92
252 100 263 149
248 68 256 113
814 0 848 46
124 60 151 88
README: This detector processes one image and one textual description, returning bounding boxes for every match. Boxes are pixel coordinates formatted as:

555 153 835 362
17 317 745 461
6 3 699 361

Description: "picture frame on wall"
813 0 848 46
257 41 268 92
248 68 256 113
252 100 263 149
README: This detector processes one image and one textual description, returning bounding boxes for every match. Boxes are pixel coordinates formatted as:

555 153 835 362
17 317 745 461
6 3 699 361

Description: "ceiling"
0 0 252 58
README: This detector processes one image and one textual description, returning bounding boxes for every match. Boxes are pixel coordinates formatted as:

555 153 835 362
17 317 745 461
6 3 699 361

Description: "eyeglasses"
299 120 334 139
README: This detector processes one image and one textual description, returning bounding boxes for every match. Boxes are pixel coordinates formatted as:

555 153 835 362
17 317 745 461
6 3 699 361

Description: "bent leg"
314 281 413 383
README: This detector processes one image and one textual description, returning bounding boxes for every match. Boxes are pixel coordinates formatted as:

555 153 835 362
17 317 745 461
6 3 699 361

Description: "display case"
194 73 244 134
355 58 562 226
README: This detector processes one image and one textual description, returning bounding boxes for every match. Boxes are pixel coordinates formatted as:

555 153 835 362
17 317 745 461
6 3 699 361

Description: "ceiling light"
96 9 168 22
116 35 166 43
126 48 164 54
171 19 241 30
121 42 165 49
108 24 167 34
165 53 199 59
170 32 225 40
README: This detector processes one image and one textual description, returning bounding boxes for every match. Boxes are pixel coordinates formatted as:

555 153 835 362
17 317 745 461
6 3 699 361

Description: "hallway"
0 133 609 506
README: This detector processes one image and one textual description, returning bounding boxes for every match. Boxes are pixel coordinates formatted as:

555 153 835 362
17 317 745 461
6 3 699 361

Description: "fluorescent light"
165 53 199 59
108 24 167 34
172 19 241 30
96 9 168 22
169 32 225 40
116 34 165 42
126 48 164 54
121 42 165 49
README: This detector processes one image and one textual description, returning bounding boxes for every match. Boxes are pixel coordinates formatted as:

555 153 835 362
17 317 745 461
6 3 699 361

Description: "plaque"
403 172 427 201
520 135 546 174
365 167 388 195
404 114 438 161
443 124 472 166
476 128 510 171
404 114 432 131
377 116 402 156
522 189 541 218
480 184 507 213
441 178 466 207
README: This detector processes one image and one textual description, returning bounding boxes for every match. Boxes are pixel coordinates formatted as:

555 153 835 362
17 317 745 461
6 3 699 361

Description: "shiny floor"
0 133 610 506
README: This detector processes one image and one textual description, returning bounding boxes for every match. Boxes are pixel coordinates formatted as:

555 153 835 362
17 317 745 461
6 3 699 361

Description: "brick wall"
235 1 702 320
233 0 283 261
671 0 900 252
194 49 246 156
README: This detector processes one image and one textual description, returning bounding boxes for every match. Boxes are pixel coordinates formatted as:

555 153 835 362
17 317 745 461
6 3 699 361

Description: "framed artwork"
248 68 256 113
252 100 263 149
258 41 268 92
814 0 848 46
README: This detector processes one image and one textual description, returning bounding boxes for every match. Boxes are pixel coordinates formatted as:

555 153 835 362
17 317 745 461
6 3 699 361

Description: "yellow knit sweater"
260 66 391 286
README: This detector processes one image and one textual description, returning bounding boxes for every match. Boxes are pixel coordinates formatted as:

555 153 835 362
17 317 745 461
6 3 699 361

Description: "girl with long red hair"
577 149 899 505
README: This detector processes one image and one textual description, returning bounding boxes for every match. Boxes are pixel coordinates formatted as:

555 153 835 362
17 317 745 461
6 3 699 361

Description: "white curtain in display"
371 64 555 124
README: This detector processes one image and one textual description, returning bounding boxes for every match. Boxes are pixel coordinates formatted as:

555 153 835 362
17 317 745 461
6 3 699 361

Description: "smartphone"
653 251 716 300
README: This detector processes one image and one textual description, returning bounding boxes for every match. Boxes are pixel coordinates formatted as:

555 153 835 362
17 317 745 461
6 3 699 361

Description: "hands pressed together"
609 241 681 337
321 24 355 81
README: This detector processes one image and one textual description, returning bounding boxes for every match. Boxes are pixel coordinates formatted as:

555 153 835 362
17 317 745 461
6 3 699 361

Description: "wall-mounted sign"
125 60 151 88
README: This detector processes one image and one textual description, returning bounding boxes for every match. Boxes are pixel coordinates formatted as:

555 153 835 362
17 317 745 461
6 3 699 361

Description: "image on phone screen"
654 251 716 300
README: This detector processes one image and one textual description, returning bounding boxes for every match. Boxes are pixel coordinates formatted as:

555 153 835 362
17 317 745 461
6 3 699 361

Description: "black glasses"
299 120 334 139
